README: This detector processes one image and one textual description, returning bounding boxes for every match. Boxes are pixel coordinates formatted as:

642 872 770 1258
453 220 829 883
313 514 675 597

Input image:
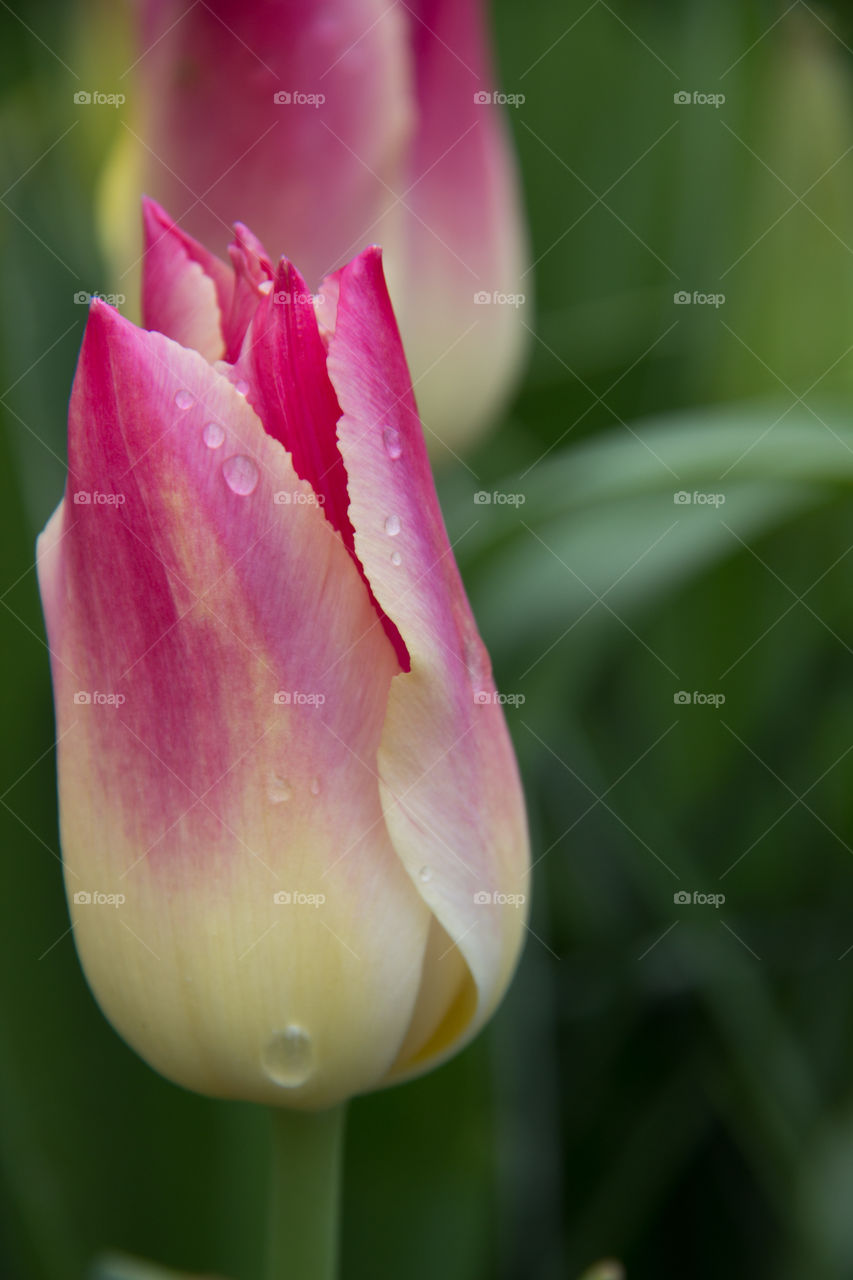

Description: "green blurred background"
3 1 853 1277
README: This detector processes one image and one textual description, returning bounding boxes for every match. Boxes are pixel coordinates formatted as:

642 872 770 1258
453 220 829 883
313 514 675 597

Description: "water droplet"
258 279 273 295
382 426 402 459
310 777 321 796
390 550 402 566
223 454 259 496
174 389 194 410
203 422 225 449
268 774 292 804
384 514 401 537
235 379 249 396
261 1025 314 1088
418 866 432 883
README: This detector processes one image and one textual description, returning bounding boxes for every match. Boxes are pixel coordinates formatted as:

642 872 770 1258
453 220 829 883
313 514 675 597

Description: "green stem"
266 1104 347 1280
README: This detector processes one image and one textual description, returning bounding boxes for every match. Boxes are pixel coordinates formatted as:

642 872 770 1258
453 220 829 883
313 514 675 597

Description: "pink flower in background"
103 0 528 456
37 201 529 1109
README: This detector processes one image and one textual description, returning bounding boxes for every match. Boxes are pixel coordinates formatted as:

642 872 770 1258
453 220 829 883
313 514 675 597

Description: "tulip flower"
37 200 529 1112
101 0 528 456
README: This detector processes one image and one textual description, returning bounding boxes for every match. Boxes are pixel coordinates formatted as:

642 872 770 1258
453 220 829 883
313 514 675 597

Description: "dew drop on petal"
203 422 225 449
268 774 292 804
382 426 402 459
261 1025 314 1087
310 777 321 796
384 514 401 537
390 550 402 566
418 866 432 883
223 454 259 496
174 389 194 410
235 379 249 396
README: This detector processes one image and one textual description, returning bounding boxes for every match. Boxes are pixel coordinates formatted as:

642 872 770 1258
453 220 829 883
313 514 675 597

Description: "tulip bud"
100 0 529 456
38 202 529 1109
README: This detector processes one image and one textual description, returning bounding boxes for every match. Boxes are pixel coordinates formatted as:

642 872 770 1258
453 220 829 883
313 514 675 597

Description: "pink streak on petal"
48 299 403 871
235 259 409 670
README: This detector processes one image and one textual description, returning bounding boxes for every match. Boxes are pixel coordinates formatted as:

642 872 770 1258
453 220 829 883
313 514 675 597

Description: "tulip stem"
266 1104 347 1280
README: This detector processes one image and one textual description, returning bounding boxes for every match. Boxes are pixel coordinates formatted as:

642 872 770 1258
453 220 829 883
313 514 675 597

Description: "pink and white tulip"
37 201 529 1110
103 0 528 456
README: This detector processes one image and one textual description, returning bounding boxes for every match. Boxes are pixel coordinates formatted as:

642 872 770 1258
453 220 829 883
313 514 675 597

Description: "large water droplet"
384 514 401 537
235 379 249 396
390 550 402 567
262 1025 314 1087
268 774 292 804
223 454 259 496
310 777 321 796
203 422 225 449
174 389 194 410
382 426 402 459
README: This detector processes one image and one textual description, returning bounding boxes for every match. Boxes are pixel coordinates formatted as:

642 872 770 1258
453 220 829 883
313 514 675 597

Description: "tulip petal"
383 0 530 454
141 197 234 360
326 248 529 1072
235 259 409 671
224 222 273 363
135 0 413 287
38 300 434 1108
